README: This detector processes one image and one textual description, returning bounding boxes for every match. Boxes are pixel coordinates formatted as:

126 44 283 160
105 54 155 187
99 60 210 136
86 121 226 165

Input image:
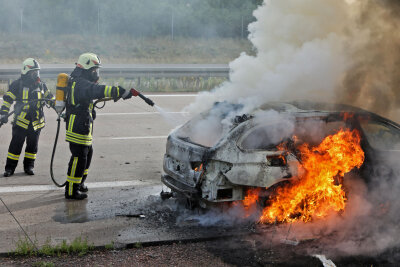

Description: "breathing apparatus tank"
55 73 68 114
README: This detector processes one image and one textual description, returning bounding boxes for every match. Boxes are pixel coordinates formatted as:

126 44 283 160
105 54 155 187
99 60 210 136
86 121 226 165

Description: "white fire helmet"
21 58 40 75
76 53 101 70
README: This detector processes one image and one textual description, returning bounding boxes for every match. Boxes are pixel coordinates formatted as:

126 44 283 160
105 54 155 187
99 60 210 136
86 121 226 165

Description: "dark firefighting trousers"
66 143 93 196
5 124 40 171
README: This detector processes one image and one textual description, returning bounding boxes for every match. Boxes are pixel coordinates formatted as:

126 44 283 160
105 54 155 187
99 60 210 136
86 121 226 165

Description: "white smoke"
185 0 364 115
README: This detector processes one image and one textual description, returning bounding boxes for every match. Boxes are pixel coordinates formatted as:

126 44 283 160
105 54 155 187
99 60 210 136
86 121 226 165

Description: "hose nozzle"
130 88 155 107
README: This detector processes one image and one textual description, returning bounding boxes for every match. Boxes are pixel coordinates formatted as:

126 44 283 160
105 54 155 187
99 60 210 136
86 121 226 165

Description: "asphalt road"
0 93 201 253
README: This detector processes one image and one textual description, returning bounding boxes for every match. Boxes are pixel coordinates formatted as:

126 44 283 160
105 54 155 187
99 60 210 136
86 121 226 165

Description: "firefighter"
64 52 132 200
0 58 54 177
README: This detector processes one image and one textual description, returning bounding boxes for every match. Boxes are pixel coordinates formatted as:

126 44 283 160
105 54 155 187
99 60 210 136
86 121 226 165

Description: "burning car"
161 101 400 221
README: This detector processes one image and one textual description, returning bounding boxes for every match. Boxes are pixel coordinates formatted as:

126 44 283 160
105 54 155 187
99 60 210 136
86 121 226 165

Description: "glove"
111 86 132 101
0 114 8 124
48 99 55 108
119 86 132 100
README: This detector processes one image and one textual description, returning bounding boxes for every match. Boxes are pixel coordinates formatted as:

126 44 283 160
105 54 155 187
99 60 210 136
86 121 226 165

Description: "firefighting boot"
78 175 88 192
65 182 87 200
24 166 35 175
3 169 14 177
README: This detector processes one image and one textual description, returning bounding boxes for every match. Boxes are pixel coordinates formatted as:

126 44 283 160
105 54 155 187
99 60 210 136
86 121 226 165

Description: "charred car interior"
161 101 400 210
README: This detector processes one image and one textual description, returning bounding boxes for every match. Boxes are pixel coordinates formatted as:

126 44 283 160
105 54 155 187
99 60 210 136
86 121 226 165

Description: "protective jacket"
65 68 121 146
0 77 53 131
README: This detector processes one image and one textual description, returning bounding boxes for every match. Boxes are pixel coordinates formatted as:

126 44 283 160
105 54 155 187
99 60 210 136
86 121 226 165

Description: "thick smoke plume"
340 0 400 121
186 0 355 115
186 0 400 122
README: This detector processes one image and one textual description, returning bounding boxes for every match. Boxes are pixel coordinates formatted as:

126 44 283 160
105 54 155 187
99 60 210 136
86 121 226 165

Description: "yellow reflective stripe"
66 130 92 140
17 114 29 124
7 152 20 160
67 176 82 183
71 82 76 106
32 118 45 126
104 86 112 97
104 86 108 97
24 152 37 159
83 169 89 176
71 157 78 178
2 101 11 108
68 182 73 195
65 136 92 145
68 115 75 132
66 136 92 143
16 121 29 129
23 88 29 100
66 134 92 143
33 122 45 131
116 87 120 97
6 91 16 100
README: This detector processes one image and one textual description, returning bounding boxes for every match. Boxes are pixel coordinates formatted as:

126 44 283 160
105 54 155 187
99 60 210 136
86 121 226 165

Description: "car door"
356 115 400 185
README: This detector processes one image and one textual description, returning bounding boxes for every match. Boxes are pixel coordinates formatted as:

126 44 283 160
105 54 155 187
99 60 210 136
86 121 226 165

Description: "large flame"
255 128 364 223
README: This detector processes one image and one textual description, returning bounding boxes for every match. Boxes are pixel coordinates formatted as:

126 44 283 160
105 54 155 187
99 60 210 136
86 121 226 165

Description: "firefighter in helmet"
64 52 132 200
0 58 55 177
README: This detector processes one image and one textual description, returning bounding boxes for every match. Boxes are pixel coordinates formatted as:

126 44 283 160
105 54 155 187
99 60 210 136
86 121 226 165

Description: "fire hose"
49 85 155 187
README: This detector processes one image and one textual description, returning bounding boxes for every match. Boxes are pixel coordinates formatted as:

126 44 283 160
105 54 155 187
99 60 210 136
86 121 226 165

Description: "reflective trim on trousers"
24 152 37 160
67 176 82 183
7 152 20 161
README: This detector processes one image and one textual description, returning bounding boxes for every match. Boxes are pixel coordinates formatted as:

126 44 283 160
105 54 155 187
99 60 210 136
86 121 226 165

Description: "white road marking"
313 255 336 267
0 180 151 193
110 136 168 140
97 112 187 116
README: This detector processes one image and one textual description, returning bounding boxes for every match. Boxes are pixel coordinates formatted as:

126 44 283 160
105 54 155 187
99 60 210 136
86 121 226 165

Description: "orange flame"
256 128 364 223
243 188 261 209
195 164 203 172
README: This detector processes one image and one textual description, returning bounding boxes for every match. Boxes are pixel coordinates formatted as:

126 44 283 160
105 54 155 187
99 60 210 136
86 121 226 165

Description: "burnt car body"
161 101 400 207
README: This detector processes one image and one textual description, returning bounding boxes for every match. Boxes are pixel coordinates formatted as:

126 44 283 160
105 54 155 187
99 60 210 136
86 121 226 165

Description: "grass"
104 241 114 250
0 34 254 64
0 34 239 94
14 236 94 257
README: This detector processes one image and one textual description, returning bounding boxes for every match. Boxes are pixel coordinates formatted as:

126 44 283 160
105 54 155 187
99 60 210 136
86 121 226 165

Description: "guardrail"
0 64 230 82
